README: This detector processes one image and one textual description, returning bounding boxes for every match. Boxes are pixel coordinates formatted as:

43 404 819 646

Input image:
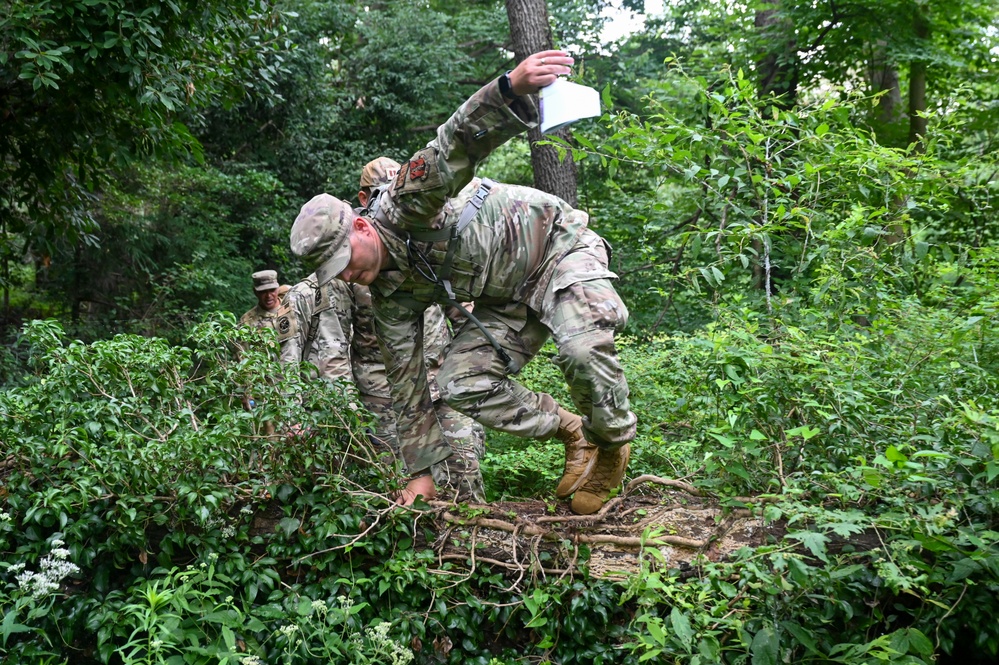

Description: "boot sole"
555 447 599 499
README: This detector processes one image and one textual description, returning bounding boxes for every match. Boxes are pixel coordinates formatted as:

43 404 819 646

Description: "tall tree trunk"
907 8 930 150
869 41 903 126
752 0 798 298
505 0 578 206
754 0 799 105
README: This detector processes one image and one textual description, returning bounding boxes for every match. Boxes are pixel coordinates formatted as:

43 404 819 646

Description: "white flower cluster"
367 621 414 665
15 539 81 599
0 511 11 522
239 656 263 665
311 598 328 616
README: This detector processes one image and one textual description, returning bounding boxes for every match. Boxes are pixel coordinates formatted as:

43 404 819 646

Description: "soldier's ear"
354 216 374 236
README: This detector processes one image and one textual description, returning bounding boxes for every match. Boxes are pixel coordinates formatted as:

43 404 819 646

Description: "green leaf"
221 626 236 651
709 432 735 448
782 621 823 656
646 619 666 647
751 626 778 665
2 610 34 646
788 530 829 562
525 614 548 628
670 607 694 650
906 628 934 656
885 445 907 463
277 516 300 537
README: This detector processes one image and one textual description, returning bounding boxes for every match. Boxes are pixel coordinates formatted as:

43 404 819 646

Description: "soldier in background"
278 273 354 382
290 51 636 515
351 158 486 503
239 269 283 332
238 269 285 436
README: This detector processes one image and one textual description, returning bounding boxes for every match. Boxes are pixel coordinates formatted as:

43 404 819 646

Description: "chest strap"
376 178 516 373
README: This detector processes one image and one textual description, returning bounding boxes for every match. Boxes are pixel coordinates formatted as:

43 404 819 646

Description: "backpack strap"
380 178 516 373
305 279 335 349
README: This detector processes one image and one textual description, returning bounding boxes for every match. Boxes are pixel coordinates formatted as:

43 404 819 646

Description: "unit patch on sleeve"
394 148 443 195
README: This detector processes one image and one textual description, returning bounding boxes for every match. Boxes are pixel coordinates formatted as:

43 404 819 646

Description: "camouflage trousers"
359 393 487 503
436 254 637 451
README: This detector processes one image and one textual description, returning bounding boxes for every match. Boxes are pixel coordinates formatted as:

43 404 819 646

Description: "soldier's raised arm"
381 51 573 234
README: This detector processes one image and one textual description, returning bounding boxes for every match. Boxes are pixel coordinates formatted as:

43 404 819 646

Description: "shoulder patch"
394 148 443 195
275 312 298 343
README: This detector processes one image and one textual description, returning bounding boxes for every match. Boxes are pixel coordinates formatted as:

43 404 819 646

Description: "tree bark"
754 0 799 105
505 0 578 205
907 8 930 150
869 41 903 126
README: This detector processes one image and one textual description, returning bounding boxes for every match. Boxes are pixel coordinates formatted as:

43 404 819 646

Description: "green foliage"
0 0 293 256
3 2 999 663
34 162 300 340
197 0 508 200
560 62 999 334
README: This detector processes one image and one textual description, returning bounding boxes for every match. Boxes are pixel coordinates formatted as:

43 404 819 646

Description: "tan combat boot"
553 408 599 498
570 444 631 515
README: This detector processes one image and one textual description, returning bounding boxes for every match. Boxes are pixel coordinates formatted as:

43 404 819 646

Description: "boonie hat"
290 193 354 286
251 270 279 291
359 157 401 190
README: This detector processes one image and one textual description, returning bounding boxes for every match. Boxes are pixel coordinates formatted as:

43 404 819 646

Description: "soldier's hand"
510 50 574 96
395 474 437 506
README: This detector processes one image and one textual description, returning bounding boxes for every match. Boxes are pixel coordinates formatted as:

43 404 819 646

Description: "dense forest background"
2 0 998 663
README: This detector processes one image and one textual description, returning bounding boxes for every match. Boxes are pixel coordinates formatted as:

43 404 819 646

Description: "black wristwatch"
498 70 517 100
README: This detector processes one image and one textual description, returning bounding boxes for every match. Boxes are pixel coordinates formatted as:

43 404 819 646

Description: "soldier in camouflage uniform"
239 270 284 332
290 51 637 515
352 158 487 503
238 270 285 436
276 220 485 500
278 273 355 381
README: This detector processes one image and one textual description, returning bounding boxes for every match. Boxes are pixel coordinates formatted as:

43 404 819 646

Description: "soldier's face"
256 288 280 311
338 219 385 285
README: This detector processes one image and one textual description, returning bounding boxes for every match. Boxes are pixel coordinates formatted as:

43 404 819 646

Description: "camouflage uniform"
276 271 486 501
277 273 354 381
291 79 637 478
350 284 486 502
239 305 281 332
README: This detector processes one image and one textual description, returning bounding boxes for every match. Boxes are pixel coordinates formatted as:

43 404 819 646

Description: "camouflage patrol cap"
290 193 354 286
251 270 279 291
359 157 401 189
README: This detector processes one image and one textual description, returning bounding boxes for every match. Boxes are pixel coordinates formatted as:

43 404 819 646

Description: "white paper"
539 78 601 134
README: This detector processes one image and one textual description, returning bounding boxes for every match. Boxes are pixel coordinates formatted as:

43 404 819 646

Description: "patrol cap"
251 270 279 292
290 193 354 286
359 157 401 189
